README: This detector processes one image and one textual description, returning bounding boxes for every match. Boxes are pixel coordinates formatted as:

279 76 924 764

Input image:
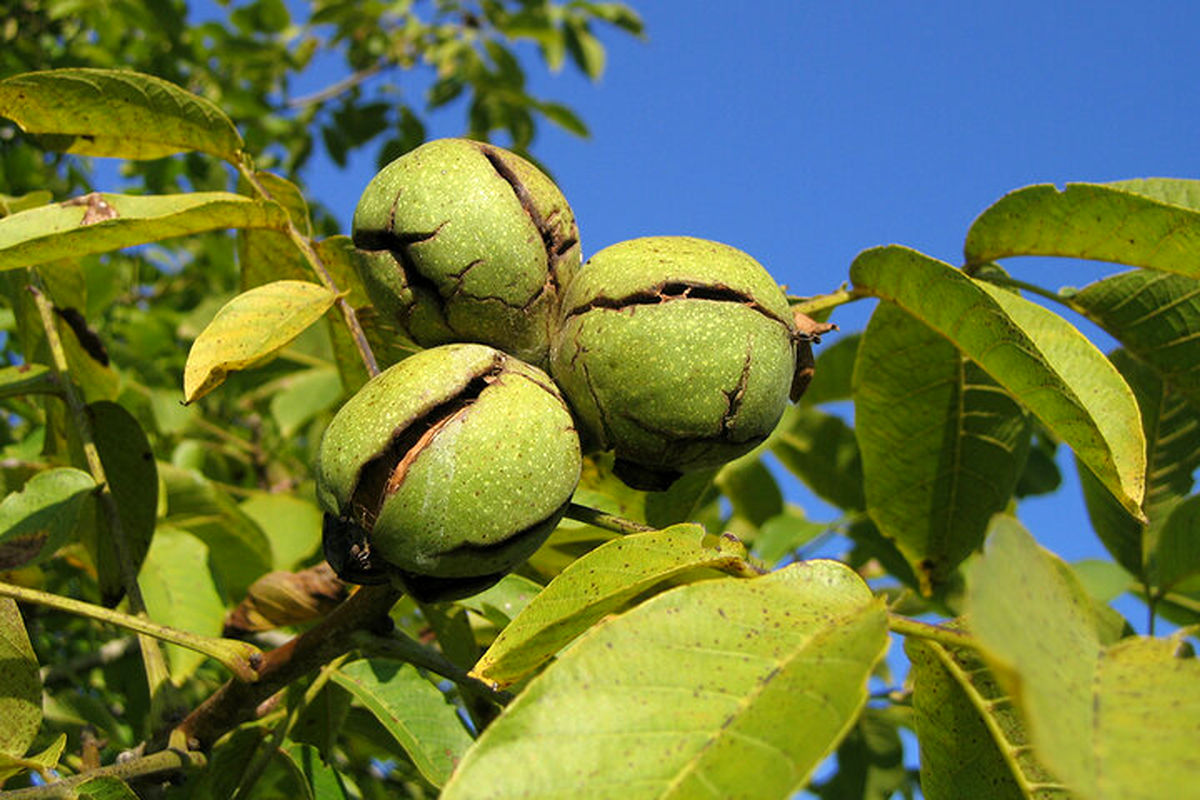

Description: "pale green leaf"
907 635 1062 800
456 573 543 630
0 190 53 217
269 367 343 437
472 524 751 689
160 463 273 602
0 467 94 569
139 525 226 681
854 302 1031 592
851 245 1146 518
183 280 339 403
0 364 60 400
331 658 473 788
967 518 1200 799
964 180 1200 276
238 493 323 572
1069 269 1200 407
0 68 243 160
80 401 157 606
446 562 888 800
0 192 287 272
0 597 40 761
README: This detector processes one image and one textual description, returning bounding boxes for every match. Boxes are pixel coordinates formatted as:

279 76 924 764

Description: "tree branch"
0 748 204 799
287 61 385 108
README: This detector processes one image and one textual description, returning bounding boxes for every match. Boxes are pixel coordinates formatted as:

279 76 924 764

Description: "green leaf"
0 192 288 272
563 19 606 80
183 280 339 403
643 467 720 528
753 509 825 567
0 68 243 161
160 463 273 602
139 525 226 681
800 332 859 406
769 405 865 511
445 562 888 800
0 190 53 217
851 245 1146 519
1077 350 1200 579
0 598 40 765
238 493 323 572
0 467 94 569
75 775 139 799
472 524 752 689
269 367 343 437
968 518 1200 799
238 171 313 291
1068 269 1200 407
1150 493 1200 593
906 633 1062 799
536 101 589 137
81 401 158 606
0 734 66 789
456 573 543 631
964 180 1200 276
853 302 1031 592
0 364 60 400
331 658 473 789
715 456 783 530
812 708 912 800
280 742 350 800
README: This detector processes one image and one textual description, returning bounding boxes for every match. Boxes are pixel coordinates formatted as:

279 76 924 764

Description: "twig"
887 613 977 650
287 62 385 108
174 584 403 751
0 748 204 799
0 581 262 683
234 161 380 378
564 502 655 535
27 277 176 725
787 285 867 316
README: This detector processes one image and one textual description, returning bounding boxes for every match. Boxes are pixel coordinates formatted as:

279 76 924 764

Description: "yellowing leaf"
0 192 288 272
183 280 339 403
0 68 243 161
445 561 888 800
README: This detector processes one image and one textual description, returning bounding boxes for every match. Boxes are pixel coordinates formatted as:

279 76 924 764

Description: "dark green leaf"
0 364 60 400
854 302 1031 592
801 332 859 406
753 508 825 566
563 19 606 80
770 404 865 511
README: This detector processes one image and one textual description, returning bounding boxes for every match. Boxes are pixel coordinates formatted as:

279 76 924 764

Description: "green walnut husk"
550 236 807 491
351 138 581 367
316 343 582 600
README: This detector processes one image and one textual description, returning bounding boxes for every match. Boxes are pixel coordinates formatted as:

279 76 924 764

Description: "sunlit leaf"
0 68 243 161
139 525 226 681
0 467 94 570
269 367 342 437
472 525 752 689
75 775 139 799
331 658 473 788
447 562 888 800
964 180 1200 276
238 493 323 571
851 245 1146 518
183 280 339 403
0 597 40 767
1069 269 1200 407
907 633 1062 799
968 518 1200 799
1077 350 1200 580
456 572 543 631
0 192 287 272
0 734 65 789
854 302 1031 592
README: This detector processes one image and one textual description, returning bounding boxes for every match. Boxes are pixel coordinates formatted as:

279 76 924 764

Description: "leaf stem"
235 161 379 377
0 580 263 682
564 502 655 535
174 583 404 751
969 272 1071 306
887 613 978 649
27 276 176 719
787 286 867 317
355 629 514 704
0 748 205 799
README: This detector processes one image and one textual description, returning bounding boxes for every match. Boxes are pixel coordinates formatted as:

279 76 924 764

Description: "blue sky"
278 1 1200 626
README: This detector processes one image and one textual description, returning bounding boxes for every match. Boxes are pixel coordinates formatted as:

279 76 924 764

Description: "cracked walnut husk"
351 138 581 368
315 343 582 600
550 236 811 491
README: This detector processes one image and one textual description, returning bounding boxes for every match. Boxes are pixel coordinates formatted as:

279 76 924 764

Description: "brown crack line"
720 340 754 436
564 281 791 329
348 353 507 530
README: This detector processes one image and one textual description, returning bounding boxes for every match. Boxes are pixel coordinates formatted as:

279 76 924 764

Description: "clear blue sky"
277 0 1200 629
